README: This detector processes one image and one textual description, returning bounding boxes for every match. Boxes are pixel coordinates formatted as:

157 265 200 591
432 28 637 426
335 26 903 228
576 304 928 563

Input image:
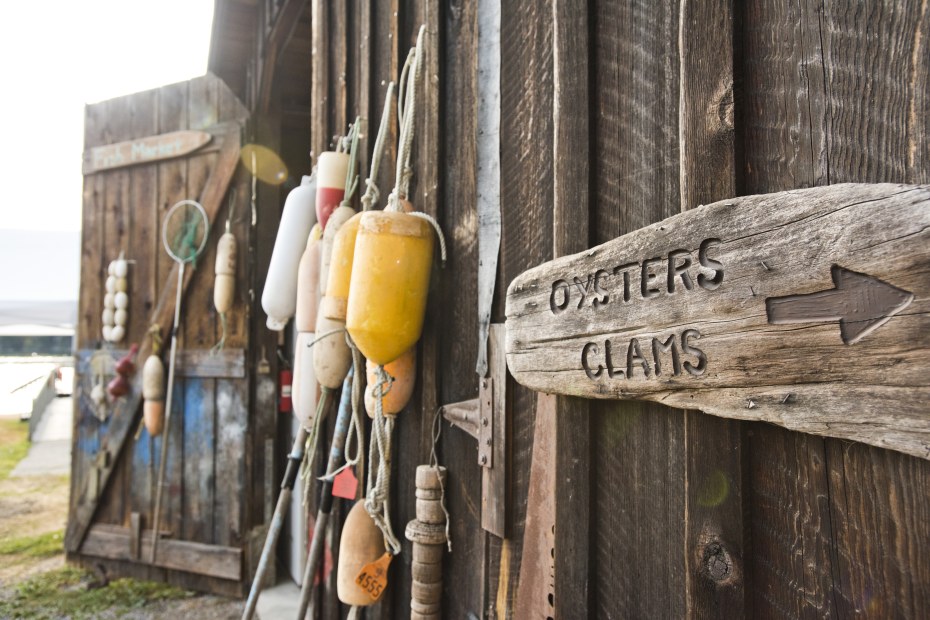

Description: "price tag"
354 552 392 602
332 467 359 500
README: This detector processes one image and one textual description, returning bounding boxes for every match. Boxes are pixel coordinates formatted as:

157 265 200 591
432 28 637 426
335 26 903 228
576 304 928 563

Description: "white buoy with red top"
315 151 349 231
261 171 318 331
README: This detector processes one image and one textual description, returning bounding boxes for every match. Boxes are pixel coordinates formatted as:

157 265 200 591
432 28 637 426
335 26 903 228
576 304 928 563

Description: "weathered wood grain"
506 183 930 458
679 1 749 616
81 523 241 581
551 0 592 617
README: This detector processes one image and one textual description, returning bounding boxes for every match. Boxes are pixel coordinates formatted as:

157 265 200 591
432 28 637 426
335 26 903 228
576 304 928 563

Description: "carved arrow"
765 265 914 344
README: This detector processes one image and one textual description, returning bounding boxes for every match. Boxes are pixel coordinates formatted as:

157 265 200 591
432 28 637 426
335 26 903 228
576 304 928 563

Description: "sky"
0 0 215 300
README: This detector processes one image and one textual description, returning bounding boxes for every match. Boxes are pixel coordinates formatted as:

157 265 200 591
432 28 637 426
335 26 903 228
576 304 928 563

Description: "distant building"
0 301 75 356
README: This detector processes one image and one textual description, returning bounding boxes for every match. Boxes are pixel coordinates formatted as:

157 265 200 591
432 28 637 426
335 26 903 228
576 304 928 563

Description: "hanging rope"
429 406 453 552
361 82 396 212
340 118 363 208
365 365 402 556
387 26 427 213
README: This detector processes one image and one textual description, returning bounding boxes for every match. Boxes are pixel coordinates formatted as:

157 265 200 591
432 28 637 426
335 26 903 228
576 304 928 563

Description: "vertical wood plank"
214 379 247 547
182 378 216 543
496 0 555 617
679 1 746 617
311 0 331 158
551 0 591 618
433 0 487 618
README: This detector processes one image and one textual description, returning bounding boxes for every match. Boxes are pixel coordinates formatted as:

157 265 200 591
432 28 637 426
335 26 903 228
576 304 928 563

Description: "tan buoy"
365 347 416 417
312 313 352 390
337 500 388 606
142 354 165 436
214 226 237 314
295 224 323 332
319 205 356 297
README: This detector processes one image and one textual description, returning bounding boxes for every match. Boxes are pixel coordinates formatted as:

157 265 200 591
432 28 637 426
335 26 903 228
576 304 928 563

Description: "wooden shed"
69 0 929 616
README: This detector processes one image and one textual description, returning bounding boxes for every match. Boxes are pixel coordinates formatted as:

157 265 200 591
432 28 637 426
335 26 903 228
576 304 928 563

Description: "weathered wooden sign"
82 130 211 174
505 184 930 459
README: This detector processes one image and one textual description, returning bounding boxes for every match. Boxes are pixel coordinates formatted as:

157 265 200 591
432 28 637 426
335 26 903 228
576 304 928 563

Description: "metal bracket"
478 377 494 468
440 324 509 538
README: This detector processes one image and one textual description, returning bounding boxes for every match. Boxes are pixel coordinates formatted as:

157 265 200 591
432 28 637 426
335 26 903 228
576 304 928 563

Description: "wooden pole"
404 465 447 620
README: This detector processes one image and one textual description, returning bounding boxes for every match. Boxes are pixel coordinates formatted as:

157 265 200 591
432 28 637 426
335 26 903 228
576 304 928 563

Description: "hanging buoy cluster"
247 25 452 619
102 254 129 343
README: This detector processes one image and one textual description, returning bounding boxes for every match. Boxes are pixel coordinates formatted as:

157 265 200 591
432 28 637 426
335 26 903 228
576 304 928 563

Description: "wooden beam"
65 123 242 554
256 0 310 114
81 524 242 581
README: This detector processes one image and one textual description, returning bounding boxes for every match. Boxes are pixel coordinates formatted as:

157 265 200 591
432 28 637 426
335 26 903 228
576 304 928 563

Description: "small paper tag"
332 468 359 499
354 552 391 601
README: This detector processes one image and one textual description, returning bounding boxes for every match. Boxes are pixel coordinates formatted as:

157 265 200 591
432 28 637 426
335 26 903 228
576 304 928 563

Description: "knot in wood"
702 541 734 583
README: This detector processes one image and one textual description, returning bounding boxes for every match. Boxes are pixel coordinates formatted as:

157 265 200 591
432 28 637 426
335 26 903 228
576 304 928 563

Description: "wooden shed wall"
213 0 930 616
69 73 270 595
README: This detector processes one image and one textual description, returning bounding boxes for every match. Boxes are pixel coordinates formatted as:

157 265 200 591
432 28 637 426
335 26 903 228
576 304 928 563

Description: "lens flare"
241 143 289 186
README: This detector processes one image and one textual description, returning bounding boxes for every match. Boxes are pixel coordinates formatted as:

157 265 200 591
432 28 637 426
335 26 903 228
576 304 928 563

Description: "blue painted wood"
183 377 216 542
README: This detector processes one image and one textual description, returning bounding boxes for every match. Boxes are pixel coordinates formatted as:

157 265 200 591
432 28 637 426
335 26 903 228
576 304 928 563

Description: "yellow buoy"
322 212 362 321
345 211 434 365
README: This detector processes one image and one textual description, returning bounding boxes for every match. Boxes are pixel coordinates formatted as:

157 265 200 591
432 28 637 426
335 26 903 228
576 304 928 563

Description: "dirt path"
0 417 248 619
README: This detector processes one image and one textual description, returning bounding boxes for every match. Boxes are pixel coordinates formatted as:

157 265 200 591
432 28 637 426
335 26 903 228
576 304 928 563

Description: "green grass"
0 566 193 619
0 529 63 559
0 419 30 480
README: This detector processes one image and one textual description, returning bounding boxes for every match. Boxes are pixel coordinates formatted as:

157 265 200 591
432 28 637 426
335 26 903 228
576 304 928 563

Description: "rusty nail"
482 379 488 389
482 417 489 426
485 438 492 446
480 455 487 465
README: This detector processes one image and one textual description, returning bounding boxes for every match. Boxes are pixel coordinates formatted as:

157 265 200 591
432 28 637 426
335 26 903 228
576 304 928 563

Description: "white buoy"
261 173 318 331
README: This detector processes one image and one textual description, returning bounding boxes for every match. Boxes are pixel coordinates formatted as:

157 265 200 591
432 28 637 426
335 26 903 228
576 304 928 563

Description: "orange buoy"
322 212 362 321
295 224 323 332
346 211 434 365
365 347 416 417
337 501 387 606
316 152 349 230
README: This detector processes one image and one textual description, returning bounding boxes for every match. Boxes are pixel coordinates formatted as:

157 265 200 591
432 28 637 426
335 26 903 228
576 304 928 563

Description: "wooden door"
66 73 265 596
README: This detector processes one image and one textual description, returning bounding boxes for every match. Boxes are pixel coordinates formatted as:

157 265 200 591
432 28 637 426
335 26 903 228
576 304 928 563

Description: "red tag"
354 552 391 601
332 468 359 500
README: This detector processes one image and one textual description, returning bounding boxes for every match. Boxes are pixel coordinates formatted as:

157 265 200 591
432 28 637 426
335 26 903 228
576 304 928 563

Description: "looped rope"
361 82 396 212
365 365 402 555
388 26 426 212
408 211 447 267
320 334 367 490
